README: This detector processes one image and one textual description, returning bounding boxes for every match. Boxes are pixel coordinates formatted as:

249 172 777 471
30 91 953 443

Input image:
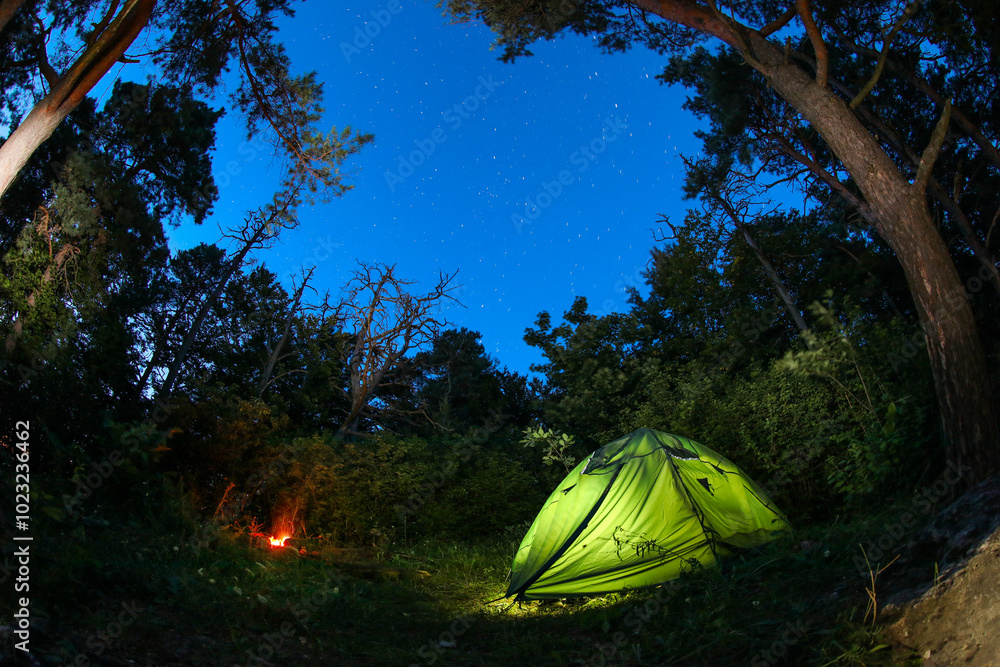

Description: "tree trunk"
926 180 1000 298
739 222 810 337
156 234 259 402
0 0 155 201
135 286 200 398
714 194 811 337
258 267 314 397
0 99 67 200
335 353 386 439
741 31 999 481
631 2 999 481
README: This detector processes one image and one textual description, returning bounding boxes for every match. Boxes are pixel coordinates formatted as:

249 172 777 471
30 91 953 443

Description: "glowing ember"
268 535 290 547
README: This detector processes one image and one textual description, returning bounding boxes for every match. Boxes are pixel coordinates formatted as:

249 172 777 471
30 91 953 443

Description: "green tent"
507 428 789 600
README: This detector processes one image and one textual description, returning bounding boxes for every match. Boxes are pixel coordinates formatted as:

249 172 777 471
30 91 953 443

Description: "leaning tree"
0 0 371 206
443 0 1000 483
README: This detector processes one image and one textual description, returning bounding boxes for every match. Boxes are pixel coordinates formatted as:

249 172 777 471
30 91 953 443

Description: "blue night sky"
161 1 706 375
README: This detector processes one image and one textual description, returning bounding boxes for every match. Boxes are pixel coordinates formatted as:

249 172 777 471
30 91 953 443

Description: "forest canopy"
2 2 1000 662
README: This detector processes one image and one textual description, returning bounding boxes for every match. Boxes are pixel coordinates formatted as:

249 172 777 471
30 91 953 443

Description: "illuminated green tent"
507 428 789 600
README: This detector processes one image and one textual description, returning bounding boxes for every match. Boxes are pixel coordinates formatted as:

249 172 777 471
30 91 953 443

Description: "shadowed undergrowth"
9 500 940 666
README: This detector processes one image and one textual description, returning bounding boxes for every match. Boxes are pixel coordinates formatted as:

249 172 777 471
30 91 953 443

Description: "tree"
0 0 156 199
683 158 811 339
412 327 507 431
444 0 1000 482
0 0 372 204
155 186 299 402
334 262 461 438
1 81 218 349
132 242 226 400
524 297 649 447
257 266 316 399
0 80 223 459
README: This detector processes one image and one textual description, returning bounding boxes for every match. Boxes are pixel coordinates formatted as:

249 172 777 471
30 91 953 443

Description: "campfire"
268 534 290 547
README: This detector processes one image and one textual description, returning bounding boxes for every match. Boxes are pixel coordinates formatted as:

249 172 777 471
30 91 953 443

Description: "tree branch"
795 0 827 88
86 0 122 47
768 133 873 221
630 0 739 48
834 27 1000 171
914 98 951 194
849 1 920 109
926 179 1000 296
760 6 796 37
29 11 58 88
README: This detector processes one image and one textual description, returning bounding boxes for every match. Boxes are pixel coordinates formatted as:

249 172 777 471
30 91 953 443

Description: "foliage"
412 328 504 429
26 490 935 665
160 397 291 515
525 297 652 448
3 3 999 663
333 262 461 437
0 0 373 207
520 425 578 473
617 323 933 521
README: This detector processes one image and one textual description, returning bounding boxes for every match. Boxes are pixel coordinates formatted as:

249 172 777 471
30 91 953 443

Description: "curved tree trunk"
630 1 998 482
0 0 155 201
743 31 998 481
156 233 260 402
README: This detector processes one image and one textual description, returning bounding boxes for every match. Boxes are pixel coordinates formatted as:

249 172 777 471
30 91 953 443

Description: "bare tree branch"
334 262 462 438
156 183 301 402
258 265 316 398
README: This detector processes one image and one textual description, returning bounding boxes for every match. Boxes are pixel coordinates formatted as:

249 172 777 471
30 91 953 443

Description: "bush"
621 314 934 522
259 430 548 547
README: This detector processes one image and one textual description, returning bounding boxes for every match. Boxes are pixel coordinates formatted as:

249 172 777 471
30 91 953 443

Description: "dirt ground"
882 476 1000 666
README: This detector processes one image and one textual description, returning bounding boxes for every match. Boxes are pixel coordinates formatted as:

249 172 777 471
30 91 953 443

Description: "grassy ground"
2 499 937 666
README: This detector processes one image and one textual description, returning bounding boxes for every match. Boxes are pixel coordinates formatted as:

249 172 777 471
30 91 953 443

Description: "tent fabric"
507 428 789 600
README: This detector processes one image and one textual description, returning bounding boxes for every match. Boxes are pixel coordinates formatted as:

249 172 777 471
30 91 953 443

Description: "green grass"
15 502 932 666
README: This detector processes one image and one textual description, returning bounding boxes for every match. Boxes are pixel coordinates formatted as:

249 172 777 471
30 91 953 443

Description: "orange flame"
268 535 289 547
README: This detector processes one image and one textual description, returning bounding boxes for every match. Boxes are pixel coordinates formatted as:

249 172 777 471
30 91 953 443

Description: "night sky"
162 1 707 375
